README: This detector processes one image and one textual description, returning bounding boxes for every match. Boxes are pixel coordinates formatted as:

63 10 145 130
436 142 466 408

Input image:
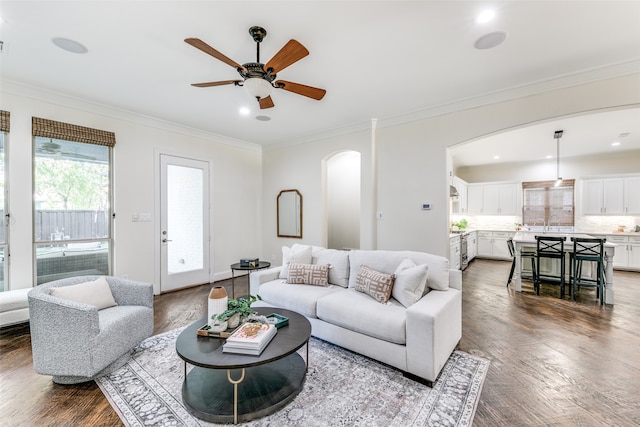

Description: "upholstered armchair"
28 276 154 384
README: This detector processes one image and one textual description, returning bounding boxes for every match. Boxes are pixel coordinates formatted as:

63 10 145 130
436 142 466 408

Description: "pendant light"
554 130 564 187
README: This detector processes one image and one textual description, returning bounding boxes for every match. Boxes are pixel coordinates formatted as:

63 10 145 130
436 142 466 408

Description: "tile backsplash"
451 214 639 233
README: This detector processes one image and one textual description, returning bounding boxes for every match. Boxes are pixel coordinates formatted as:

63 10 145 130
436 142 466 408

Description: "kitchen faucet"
534 218 547 233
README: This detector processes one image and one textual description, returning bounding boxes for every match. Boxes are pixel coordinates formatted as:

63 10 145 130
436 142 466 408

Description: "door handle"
162 238 172 243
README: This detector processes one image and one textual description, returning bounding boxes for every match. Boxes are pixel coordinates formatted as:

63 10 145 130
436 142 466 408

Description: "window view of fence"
33 136 112 284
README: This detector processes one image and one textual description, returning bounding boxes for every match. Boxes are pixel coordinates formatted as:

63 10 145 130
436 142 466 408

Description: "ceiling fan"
36 140 97 161
185 26 326 109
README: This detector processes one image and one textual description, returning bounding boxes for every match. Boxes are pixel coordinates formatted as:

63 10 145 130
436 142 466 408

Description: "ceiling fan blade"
191 80 242 88
275 80 326 100
264 40 309 74
185 38 245 71
259 96 275 109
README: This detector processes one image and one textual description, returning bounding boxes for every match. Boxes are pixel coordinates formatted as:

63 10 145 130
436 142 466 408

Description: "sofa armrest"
250 266 283 295
405 288 462 382
448 269 462 290
28 291 101 375
107 277 154 308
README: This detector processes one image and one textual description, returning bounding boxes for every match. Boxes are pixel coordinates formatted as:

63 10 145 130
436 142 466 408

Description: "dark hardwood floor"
1 262 639 426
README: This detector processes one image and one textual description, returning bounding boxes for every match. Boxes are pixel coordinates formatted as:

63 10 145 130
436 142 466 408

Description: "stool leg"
507 258 516 287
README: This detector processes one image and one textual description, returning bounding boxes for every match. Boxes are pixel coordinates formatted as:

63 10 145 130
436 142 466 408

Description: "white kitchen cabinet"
449 235 461 270
476 231 513 260
467 185 484 214
467 231 477 261
623 176 640 214
466 183 518 215
582 177 625 215
606 234 640 271
451 176 468 214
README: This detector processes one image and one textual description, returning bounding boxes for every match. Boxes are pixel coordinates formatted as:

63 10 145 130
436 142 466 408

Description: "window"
0 110 9 292
522 180 575 228
32 118 115 284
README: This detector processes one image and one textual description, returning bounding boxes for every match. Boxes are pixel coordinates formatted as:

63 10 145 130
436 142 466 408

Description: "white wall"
261 130 372 264
1 83 261 293
261 73 640 259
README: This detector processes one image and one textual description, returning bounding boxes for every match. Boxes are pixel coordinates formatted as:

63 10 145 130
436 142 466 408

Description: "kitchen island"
512 232 616 304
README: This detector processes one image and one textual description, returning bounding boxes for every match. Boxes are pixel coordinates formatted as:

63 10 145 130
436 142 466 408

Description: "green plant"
213 295 262 321
452 218 468 230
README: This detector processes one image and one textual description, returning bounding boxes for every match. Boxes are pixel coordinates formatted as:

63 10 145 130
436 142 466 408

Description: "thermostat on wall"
421 203 431 210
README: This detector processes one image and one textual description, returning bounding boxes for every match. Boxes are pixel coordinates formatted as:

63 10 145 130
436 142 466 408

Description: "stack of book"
222 322 277 355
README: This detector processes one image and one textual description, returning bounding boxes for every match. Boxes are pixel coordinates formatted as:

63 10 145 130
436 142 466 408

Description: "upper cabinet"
467 182 519 215
451 176 468 214
582 176 640 215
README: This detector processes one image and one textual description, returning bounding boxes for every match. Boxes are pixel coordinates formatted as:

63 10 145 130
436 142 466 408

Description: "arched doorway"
326 150 361 250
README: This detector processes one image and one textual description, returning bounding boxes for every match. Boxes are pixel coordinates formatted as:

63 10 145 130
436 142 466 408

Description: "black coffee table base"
182 352 306 424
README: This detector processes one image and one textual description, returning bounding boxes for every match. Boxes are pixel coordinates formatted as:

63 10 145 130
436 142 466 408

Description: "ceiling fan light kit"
185 26 326 109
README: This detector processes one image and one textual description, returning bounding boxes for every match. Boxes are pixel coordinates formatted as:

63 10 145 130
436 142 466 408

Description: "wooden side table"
229 261 271 298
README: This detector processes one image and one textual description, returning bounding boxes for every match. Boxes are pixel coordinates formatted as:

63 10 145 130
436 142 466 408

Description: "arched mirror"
277 189 302 238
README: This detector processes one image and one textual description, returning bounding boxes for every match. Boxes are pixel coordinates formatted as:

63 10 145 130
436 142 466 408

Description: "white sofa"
250 245 462 385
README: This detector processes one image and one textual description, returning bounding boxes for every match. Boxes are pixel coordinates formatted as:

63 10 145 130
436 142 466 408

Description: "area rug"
96 327 489 427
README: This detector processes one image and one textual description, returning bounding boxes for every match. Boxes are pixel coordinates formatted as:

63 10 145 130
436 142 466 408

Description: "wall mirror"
277 189 302 238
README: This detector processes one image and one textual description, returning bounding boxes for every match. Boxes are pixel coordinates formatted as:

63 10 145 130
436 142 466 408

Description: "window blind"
32 117 116 147
522 180 575 227
0 110 9 133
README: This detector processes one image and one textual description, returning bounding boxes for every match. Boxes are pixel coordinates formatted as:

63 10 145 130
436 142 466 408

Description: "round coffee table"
176 307 311 424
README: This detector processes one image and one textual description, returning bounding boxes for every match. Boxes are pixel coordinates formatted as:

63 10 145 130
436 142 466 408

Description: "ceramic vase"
208 286 228 326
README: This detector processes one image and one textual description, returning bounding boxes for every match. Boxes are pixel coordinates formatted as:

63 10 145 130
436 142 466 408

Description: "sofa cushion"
279 245 313 279
354 265 396 304
313 248 350 288
348 250 450 292
49 276 117 310
287 263 330 287
316 289 407 344
393 258 429 307
258 280 343 318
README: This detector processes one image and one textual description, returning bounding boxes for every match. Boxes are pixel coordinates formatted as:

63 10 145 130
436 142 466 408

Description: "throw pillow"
49 276 117 310
287 263 330 287
354 265 396 304
393 258 429 308
314 248 350 287
279 245 313 279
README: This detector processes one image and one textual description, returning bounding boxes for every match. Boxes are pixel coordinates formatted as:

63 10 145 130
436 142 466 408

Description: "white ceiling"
1 1 640 160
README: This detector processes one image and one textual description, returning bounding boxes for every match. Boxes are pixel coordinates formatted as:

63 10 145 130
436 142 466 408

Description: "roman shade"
32 117 116 147
0 110 9 133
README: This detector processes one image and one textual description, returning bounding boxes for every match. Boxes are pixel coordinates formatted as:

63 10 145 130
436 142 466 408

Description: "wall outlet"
139 213 152 222
132 213 139 222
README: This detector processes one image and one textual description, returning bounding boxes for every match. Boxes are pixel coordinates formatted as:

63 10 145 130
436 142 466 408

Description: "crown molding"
0 79 263 152
266 58 640 151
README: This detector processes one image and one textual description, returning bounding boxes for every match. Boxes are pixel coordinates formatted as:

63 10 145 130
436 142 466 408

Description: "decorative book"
223 322 277 355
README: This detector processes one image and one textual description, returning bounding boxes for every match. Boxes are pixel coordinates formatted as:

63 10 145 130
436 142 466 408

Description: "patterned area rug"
96 328 489 427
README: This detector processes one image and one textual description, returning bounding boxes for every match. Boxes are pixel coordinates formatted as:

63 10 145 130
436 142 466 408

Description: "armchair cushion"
49 276 117 310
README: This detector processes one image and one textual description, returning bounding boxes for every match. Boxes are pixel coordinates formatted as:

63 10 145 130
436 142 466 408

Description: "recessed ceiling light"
476 10 496 23
239 107 250 116
256 115 271 122
51 37 88 54
546 155 553 159
474 31 507 49
493 155 500 160
612 141 621 146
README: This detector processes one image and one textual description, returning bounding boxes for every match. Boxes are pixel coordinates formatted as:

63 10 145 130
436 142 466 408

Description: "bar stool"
570 237 606 305
534 236 566 298
506 238 536 287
